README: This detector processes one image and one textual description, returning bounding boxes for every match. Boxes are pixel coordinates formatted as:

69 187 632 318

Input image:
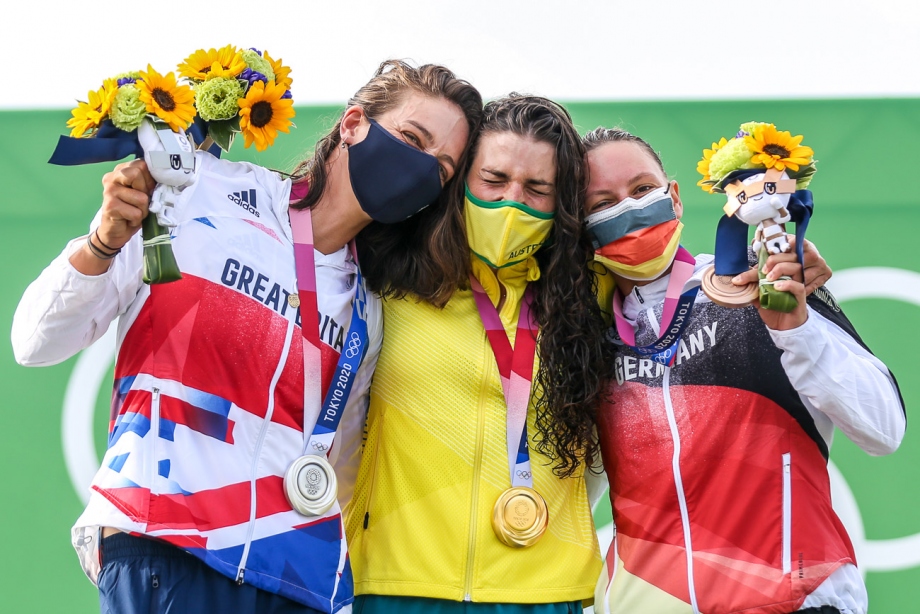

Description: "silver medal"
283 455 338 517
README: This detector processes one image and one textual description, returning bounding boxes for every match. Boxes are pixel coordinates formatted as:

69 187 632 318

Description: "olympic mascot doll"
697 121 816 311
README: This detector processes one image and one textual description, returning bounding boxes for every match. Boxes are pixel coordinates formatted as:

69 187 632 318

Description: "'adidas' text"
229 189 260 218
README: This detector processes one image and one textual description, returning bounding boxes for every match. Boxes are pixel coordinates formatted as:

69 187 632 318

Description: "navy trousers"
98 533 325 614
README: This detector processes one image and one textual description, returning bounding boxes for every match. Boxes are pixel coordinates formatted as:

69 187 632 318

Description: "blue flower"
240 68 268 87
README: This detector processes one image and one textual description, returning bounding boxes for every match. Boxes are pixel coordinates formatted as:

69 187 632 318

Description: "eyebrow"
407 120 457 172
482 168 554 188
586 172 660 198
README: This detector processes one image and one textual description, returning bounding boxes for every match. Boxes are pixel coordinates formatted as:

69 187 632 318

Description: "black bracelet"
94 229 122 253
86 234 119 260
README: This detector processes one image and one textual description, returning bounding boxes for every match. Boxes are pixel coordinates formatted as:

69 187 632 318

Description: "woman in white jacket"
12 60 481 614
540 126 905 614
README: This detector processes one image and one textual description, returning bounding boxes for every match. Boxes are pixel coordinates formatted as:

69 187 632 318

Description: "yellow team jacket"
345 258 602 603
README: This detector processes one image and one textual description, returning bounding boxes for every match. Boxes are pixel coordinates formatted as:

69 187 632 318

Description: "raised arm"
11 160 154 366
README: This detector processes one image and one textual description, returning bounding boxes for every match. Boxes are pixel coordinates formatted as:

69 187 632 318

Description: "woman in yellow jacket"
347 96 611 613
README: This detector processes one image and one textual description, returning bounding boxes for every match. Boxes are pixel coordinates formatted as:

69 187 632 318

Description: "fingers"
98 160 156 248
732 267 759 286
773 277 807 311
799 238 824 268
803 266 831 295
116 159 156 194
759 238 831 294
763 261 804 284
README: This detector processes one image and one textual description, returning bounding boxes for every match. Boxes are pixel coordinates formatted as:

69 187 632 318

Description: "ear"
670 180 684 219
340 106 367 145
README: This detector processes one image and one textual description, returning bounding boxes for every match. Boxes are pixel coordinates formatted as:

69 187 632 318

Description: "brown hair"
291 60 481 214
582 126 667 175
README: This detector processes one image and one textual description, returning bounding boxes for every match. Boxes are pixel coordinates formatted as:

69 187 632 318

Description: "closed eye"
402 131 422 149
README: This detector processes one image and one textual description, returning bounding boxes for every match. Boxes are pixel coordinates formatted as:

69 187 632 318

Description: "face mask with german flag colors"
464 184 555 268
585 185 683 281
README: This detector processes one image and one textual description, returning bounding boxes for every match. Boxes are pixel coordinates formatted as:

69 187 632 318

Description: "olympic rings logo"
344 331 362 358
516 470 532 480
311 441 329 451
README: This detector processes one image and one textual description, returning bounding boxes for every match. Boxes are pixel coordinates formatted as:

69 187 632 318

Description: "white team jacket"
12 152 379 612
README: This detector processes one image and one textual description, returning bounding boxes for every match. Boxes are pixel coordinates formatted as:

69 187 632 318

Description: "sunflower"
66 79 117 137
178 45 246 81
238 80 296 151
137 65 196 132
696 136 728 192
745 123 813 172
264 50 293 91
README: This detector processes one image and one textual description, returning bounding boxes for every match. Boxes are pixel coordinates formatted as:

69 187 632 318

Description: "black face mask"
347 119 443 224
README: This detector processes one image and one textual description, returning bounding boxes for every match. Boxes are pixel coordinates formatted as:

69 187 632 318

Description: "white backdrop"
5 0 918 109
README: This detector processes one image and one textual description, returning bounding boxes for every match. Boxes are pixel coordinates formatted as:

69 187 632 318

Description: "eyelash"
402 131 421 148
590 201 611 212
482 178 549 196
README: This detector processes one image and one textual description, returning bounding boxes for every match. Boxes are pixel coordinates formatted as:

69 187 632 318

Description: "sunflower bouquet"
178 45 295 152
50 47 296 285
696 122 817 313
52 66 198 284
66 67 196 138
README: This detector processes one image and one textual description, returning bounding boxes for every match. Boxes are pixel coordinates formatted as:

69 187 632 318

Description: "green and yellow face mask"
464 185 555 268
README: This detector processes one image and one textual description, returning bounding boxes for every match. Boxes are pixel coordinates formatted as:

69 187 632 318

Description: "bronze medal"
492 486 548 548
700 264 758 308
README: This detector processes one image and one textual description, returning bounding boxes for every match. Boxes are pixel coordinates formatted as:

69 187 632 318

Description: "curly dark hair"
370 93 609 476
479 99 610 478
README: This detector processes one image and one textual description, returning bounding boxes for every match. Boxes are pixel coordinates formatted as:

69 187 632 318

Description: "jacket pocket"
781 452 792 575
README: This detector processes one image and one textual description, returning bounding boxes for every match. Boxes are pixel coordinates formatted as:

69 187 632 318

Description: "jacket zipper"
236 319 295 584
662 366 700 614
782 453 792 575
463 342 491 601
149 387 161 494
362 409 386 531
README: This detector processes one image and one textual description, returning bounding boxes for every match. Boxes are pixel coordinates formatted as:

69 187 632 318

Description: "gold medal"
288 293 301 308
700 264 758 308
491 486 548 548
283 455 337 517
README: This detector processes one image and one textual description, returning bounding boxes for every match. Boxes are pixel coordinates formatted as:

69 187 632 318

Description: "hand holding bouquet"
50 46 295 283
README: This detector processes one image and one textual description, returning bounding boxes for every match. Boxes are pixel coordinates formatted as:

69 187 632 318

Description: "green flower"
708 137 756 184
241 49 275 82
115 71 143 82
738 121 769 137
195 77 245 121
109 84 147 131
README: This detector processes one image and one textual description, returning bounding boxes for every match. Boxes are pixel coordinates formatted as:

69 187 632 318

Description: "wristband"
86 233 120 260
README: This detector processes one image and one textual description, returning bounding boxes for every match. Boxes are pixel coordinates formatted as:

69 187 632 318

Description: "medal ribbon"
290 207 369 458
612 247 699 366
470 276 538 489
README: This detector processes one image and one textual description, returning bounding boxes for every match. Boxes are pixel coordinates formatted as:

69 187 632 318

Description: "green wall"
2 99 918 611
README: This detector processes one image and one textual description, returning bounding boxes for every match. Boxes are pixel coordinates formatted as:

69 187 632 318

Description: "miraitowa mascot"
697 121 817 311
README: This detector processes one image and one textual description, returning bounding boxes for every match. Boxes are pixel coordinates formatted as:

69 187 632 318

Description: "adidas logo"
228 189 260 218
